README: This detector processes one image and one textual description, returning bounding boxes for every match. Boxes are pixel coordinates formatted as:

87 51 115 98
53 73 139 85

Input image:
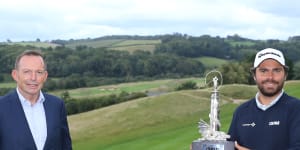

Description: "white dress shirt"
17 88 47 150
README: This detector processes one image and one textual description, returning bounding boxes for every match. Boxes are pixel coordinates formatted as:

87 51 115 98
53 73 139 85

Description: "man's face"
254 59 286 97
12 55 48 99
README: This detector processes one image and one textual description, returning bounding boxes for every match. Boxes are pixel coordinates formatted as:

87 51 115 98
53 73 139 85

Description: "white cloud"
1 0 300 41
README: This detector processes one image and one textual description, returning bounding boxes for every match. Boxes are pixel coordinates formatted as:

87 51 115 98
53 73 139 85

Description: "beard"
257 79 284 97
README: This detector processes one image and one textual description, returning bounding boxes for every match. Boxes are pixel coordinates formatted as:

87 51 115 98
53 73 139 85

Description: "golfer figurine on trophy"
191 70 234 150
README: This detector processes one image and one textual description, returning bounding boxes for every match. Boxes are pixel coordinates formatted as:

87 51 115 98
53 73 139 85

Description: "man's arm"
61 102 72 150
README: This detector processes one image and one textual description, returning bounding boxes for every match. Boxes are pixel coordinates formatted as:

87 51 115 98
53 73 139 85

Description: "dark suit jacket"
0 90 72 150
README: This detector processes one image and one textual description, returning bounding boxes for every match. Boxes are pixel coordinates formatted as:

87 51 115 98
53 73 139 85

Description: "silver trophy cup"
191 71 234 150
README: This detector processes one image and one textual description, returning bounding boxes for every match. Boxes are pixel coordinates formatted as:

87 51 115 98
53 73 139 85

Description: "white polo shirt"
255 90 284 111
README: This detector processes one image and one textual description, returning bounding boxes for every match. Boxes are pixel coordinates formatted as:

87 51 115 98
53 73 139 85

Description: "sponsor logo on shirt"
242 122 256 127
268 121 280 126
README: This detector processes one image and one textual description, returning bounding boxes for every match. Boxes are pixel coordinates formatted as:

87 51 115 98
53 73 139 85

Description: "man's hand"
235 141 250 150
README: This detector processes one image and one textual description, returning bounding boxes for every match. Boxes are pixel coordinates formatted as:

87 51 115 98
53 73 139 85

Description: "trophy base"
191 139 234 150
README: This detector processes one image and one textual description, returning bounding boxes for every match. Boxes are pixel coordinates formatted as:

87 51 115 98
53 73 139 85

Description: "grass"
65 39 161 52
1 78 299 150
111 40 161 47
7 41 61 48
220 84 257 100
196 56 229 69
50 78 204 99
65 39 125 49
68 80 300 150
69 90 214 149
109 44 157 53
4 39 160 53
284 80 300 98
107 39 161 53
0 82 16 88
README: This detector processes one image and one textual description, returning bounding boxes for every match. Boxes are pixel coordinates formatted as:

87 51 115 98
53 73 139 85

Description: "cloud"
1 0 300 41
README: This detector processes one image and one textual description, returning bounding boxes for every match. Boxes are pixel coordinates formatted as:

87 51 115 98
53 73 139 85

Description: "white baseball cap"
253 48 286 68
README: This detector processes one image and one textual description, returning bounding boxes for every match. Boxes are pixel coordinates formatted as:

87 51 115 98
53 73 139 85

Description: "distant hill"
3 41 61 48
64 39 161 53
68 80 300 150
196 56 229 69
2 37 161 53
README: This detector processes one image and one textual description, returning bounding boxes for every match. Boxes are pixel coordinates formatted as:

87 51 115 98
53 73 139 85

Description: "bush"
64 91 147 115
175 81 197 91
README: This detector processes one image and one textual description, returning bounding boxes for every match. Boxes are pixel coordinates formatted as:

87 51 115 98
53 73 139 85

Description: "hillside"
64 39 161 53
68 81 300 150
50 78 204 99
2 38 161 53
4 41 61 48
196 56 229 69
68 89 230 149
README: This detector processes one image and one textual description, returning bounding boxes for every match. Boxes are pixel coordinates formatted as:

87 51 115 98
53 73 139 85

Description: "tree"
218 61 252 84
175 81 198 91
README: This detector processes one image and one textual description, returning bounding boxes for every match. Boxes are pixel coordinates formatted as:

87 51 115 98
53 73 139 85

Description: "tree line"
1 34 300 90
1 34 300 114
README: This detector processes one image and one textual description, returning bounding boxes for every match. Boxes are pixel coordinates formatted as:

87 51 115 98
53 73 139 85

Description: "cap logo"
258 52 281 58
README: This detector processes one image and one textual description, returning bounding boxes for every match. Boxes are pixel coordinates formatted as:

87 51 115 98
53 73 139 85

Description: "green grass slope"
5 41 61 48
68 80 300 150
65 39 161 52
65 39 125 49
68 90 221 149
51 78 204 99
197 56 229 69
68 87 246 149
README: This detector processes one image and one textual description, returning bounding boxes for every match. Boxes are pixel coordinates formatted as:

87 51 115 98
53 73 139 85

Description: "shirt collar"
255 90 284 111
16 88 45 106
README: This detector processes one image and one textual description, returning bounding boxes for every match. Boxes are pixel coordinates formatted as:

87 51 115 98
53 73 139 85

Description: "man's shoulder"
0 90 18 110
235 98 256 112
281 93 300 107
0 90 17 101
43 92 64 103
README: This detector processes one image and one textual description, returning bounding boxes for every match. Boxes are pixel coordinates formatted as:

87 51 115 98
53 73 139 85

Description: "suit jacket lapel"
10 91 37 149
43 95 55 148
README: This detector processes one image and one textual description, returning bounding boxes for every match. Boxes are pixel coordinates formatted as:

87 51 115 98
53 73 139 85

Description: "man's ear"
11 69 18 82
284 73 288 81
250 68 256 81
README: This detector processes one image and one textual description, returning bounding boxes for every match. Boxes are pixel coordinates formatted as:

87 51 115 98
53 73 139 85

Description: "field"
0 82 16 88
50 78 204 99
196 56 229 69
2 39 161 53
65 39 161 53
67 80 300 150
1 78 298 149
65 39 125 49
5 41 61 48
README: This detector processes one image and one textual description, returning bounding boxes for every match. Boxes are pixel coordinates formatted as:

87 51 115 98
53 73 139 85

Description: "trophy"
191 70 234 150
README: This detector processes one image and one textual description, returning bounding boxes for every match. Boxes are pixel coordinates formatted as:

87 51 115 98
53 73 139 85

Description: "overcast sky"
1 0 300 42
